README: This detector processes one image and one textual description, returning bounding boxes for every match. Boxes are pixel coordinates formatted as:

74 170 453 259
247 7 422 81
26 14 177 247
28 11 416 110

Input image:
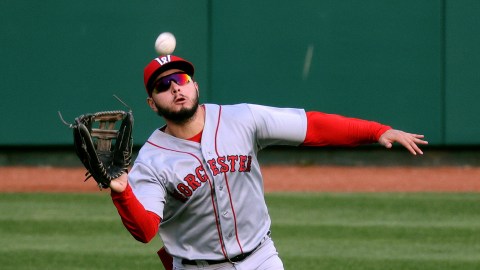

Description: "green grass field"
1 192 479 269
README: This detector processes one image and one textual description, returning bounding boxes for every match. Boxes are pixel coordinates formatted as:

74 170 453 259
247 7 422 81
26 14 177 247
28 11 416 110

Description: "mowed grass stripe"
1 192 480 269
267 193 480 270
266 193 480 227
0 193 164 269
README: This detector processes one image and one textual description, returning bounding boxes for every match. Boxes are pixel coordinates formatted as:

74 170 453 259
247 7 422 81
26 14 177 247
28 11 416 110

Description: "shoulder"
204 103 255 119
204 103 277 113
204 103 306 124
204 103 251 112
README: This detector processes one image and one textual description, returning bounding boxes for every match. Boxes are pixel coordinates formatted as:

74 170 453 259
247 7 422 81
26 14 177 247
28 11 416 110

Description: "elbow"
130 230 155 244
135 236 151 244
132 230 157 243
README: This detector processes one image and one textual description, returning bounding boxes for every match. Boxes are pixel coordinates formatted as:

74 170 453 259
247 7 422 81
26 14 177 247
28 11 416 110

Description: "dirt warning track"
1 166 479 193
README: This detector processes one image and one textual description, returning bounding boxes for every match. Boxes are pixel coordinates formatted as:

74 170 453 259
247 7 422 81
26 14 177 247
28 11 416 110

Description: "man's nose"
170 81 181 93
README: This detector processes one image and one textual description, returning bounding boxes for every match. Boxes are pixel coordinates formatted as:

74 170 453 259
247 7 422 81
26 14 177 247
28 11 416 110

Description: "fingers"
406 140 423 155
397 132 428 155
379 130 428 155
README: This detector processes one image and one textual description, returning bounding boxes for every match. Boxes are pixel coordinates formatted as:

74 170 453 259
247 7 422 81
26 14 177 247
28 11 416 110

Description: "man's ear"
147 97 158 112
194 82 199 97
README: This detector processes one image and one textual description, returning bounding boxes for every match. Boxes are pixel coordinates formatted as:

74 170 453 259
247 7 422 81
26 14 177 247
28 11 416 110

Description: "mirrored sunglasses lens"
154 73 190 93
171 73 190 85
154 80 170 92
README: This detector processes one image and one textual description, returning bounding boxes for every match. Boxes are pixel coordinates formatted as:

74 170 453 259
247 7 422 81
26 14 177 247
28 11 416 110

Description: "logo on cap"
155 55 172 66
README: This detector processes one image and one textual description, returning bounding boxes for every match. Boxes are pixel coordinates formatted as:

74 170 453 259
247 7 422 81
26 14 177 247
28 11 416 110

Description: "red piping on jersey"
146 140 229 259
213 105 244 254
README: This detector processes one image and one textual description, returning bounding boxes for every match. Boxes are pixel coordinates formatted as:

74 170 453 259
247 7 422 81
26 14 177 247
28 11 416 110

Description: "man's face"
147 69 199 124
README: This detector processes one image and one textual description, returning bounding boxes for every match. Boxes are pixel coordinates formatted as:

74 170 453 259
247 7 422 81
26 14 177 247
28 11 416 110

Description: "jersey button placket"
215 178 238 255
202 145 239 256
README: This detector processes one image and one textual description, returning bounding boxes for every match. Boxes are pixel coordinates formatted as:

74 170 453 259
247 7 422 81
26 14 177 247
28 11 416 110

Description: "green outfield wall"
1 0 478 147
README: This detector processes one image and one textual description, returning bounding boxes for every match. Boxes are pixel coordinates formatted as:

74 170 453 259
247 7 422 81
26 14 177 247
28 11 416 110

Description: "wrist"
110 173 129 193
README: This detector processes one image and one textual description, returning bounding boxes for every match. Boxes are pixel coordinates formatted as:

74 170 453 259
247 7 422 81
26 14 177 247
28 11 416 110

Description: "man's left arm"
301 111 428 154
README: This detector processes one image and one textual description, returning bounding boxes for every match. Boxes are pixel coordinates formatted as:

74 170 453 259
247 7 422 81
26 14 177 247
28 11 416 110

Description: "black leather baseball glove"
71 110 133 189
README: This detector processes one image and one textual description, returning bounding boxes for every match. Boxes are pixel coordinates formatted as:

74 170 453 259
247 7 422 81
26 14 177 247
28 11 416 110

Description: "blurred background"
1 0 479 166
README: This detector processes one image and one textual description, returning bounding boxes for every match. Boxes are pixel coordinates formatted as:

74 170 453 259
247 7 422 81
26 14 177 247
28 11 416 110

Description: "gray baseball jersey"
128 103 307 260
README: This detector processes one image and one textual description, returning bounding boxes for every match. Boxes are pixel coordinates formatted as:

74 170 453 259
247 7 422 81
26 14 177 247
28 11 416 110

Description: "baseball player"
109 55 428 270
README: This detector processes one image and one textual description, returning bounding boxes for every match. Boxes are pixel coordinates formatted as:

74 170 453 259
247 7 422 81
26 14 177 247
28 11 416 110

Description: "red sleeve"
301 111 391 147
111 183 161 243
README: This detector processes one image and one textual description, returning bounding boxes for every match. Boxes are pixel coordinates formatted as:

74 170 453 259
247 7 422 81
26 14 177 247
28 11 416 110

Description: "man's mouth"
174 96 187 104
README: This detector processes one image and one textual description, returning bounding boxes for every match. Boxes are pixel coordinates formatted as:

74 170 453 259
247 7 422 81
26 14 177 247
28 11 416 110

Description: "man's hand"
378 129 428 155
110 173 129 193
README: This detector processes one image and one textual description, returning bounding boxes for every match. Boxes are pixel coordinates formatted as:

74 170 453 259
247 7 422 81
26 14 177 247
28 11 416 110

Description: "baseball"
155 32 176 55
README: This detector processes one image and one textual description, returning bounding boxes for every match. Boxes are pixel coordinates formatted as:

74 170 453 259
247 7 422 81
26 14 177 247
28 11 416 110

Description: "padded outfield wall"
1 0 478 147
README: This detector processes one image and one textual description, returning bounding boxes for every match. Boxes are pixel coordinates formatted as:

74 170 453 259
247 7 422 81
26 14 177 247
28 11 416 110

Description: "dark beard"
155 97 199 124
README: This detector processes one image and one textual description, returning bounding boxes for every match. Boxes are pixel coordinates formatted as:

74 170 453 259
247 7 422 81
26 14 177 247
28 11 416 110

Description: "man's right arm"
110 174 161 243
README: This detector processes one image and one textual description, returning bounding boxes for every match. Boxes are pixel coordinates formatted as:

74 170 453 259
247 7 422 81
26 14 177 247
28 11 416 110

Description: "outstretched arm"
301 111 391 146
302 111 428 155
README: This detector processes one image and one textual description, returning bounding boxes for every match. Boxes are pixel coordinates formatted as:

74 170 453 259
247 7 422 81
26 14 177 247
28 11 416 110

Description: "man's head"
144 56 199 124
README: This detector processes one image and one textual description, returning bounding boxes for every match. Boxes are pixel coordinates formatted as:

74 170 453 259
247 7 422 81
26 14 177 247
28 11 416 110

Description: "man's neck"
164 105 205 139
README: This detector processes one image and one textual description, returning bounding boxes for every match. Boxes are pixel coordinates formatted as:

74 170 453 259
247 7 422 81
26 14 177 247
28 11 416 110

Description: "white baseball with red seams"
128 103 306 261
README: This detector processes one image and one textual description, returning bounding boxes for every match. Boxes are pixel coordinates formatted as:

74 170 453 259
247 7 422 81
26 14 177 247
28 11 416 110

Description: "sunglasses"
153 72 192 93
